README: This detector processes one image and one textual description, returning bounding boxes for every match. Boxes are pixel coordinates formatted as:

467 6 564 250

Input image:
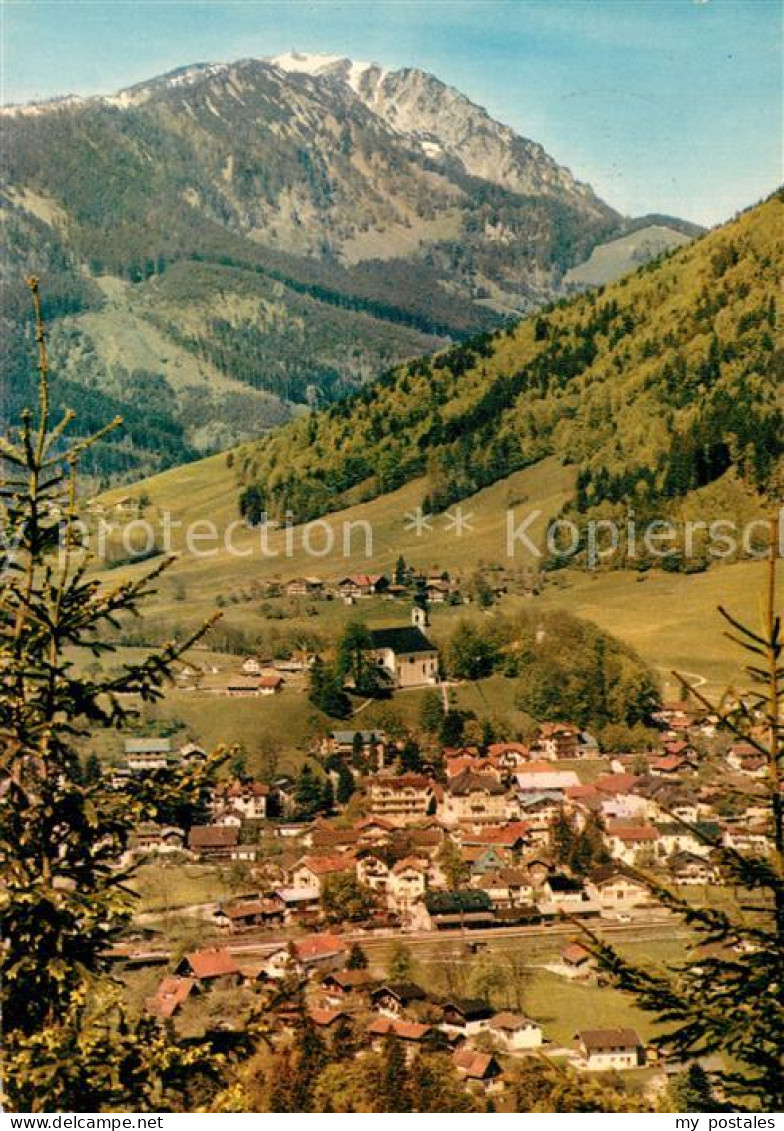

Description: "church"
368 606 440 689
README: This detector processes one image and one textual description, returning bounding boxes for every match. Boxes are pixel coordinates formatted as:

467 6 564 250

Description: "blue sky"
2 0 781 225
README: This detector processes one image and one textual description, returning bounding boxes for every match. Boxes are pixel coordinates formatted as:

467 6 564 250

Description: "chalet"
655 821 720 858
259 674 284 695
387 857 428 920
285 577 324 598
587 868 650 914
355 816 396 842
275 885 321 919
241 656 266 674
310 825 361 853
722 823 771 854
367 1017 435 1061
265 934 347 979
180 742 207 763
125 737 173 771
727 741 767 777
130 823 185 855
441 998 494 1036
213 807 243 828
145 975 197 1019
668 851 718 885
338 573 389 599
452 1049 504 1093
465 846 509 876
371 982 428 1017
321 730 386 760
452 1048 504 1092
539 873 596 916
212 779 269 821
291 854 356 891
187 825 256 861
488 1012 543 1051
226 680 262 697
533 723 581 761
486 742 531 769
213 896 284 933
649 752 696 776
175 948 241 988
595 773 640 797
423 580 448 604
356 850 391 892
516 790 563 830
461 822 530 852
369 621 439 689
575 1028 645 1071
321 969 377 1006
368 774 434 823
606 822 662 865
561 942 596 976
308 1007 349 1031
442 771 508 824
474 867 534 907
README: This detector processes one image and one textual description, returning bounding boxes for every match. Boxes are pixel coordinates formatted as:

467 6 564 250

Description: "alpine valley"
1 52 700 482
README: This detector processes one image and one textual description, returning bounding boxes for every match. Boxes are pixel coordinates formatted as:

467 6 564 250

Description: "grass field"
87 449 782 760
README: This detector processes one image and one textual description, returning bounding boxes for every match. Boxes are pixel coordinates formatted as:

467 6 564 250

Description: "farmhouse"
145 976 197 1019
338 574 389 599
188 825 255 861
441 998 494 1036
575 1028 645 1071
371 983 428 1017
452 1049 504 1093
367 1018 435 1061
175 948 241 988
285 577 324 598
488 1012 543 1051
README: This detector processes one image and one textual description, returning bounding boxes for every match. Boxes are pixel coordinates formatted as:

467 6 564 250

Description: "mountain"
234 191 781 565
1 54 698 483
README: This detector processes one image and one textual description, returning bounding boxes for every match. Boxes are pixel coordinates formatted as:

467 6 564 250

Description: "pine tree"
0 280 221 1111
295 764 323 818
336 761 356 805
346 942 369 970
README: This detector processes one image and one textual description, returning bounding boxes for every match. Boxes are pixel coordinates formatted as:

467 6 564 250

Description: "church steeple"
411 601 429 630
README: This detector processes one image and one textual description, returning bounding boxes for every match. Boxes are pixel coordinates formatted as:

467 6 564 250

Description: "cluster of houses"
143 935 647 1089
282 572 463 605
122 691 777 1098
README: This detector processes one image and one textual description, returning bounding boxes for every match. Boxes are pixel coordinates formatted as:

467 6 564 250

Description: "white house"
488 1012 543 1051
575 1028 645 1071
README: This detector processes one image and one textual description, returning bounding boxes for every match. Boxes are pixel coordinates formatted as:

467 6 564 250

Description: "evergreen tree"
419 690 444 734
346 942 369 970
320 775 335 814
335 761 356 805
83 751 103 785
386 941 415 982
294 764 323 818
0 280 221 1111
667 1064 719 1113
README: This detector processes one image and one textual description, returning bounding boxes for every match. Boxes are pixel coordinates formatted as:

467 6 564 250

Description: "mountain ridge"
2 53 701 485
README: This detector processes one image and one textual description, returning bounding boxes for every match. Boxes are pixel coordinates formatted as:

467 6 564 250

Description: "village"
103 578 772 1104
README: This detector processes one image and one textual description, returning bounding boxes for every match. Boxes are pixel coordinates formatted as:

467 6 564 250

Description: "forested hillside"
236 192 782 566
